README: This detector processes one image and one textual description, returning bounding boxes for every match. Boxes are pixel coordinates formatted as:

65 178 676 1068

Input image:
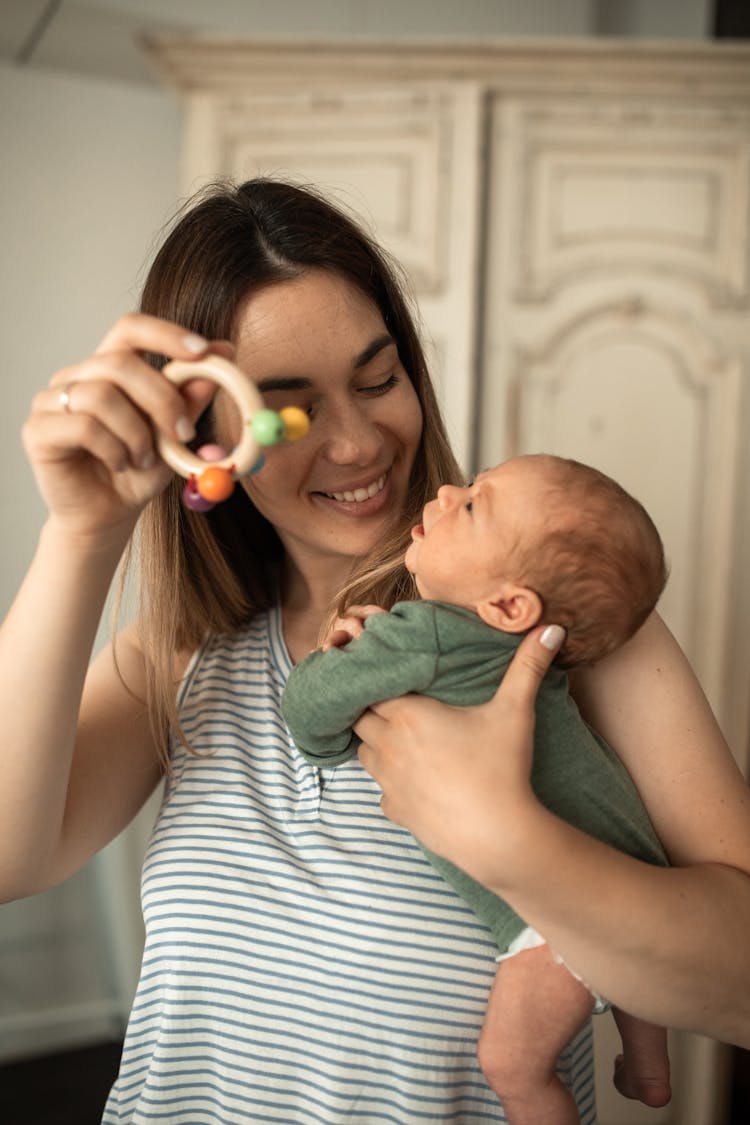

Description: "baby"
282 453 672 1124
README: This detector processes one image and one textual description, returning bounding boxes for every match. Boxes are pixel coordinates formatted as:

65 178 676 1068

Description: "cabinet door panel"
481 90 750 1125
183 84 484 471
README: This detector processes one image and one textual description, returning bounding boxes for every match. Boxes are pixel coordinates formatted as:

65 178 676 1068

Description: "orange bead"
196 466 235 502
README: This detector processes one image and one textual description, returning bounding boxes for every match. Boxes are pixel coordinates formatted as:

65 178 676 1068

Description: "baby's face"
405 458 547 607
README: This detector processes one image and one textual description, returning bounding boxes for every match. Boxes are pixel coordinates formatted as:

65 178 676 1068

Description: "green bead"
251 409 286 446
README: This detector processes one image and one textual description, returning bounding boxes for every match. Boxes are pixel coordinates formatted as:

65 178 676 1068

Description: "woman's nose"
323 402 382 466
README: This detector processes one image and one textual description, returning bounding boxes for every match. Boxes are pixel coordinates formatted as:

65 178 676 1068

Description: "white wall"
0 59 180 1060
0 61 180 610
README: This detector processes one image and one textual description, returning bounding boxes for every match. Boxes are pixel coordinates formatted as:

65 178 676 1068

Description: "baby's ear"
477 584 543 634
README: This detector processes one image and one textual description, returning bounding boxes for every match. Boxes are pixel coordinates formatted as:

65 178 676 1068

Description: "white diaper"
495 925 611 1015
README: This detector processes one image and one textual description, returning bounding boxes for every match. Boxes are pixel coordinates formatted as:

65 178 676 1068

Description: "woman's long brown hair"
126 178 463 766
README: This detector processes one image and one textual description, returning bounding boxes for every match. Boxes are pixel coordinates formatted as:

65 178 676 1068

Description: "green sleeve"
281 606 440 766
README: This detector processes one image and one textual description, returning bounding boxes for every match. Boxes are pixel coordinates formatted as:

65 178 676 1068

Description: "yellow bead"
279 406 310 442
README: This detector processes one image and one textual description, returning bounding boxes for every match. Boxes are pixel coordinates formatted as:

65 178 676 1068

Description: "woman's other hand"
22 314 229 541
355 623 565 883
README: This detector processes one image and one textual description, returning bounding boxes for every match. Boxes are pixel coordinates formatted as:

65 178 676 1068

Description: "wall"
0 58 180 1059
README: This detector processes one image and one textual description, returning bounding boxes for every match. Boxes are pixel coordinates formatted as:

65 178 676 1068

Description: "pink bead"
197 443 228 462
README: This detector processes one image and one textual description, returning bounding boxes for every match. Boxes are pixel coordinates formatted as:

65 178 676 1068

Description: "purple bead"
182 480 216 511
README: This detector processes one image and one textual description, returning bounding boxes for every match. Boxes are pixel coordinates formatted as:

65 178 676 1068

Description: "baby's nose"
437 484 464 509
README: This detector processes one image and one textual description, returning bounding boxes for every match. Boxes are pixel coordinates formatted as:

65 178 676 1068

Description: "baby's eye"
465 500 473 513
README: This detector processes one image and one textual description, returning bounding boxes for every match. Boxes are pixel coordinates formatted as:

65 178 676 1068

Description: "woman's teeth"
326 474 386 503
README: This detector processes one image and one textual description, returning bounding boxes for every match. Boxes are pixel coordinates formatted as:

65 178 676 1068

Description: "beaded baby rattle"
157 355 309 511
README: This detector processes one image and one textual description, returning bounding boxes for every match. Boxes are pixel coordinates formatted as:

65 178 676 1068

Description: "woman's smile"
315 471 389 513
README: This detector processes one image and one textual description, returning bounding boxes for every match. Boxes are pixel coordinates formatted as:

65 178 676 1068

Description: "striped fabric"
102 607 597 1124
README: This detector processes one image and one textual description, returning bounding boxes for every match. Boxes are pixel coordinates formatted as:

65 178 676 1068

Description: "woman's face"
214 270 423 585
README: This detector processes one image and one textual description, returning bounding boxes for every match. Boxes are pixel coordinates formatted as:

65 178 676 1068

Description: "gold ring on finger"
58 384 76 413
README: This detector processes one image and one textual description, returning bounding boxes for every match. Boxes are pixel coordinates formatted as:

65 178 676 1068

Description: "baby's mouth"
322 474 387 504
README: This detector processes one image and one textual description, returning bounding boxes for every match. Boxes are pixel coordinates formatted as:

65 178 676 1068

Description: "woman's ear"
477 584 543 634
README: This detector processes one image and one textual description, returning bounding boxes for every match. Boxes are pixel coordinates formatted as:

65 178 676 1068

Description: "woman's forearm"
0 518 129 897
357 624 750 1046
483 805 750 1047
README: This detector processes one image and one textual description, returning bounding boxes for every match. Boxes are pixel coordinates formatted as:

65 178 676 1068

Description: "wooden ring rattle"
158 355 309 511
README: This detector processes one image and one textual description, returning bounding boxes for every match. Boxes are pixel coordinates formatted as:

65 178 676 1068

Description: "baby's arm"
282 604 440 766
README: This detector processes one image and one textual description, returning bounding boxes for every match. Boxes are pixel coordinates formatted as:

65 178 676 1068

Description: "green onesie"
281 600 667 952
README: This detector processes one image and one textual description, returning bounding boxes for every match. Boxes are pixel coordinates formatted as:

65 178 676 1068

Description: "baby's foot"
613 1052 672 1108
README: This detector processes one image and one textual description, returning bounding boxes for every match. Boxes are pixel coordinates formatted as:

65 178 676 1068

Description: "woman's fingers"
355 625 566 866
35 379 161 471
94 311 209 359
490 624 566 712
24 407 146 478
49 352 201 446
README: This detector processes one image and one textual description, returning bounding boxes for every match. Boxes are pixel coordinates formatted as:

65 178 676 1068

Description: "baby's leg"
477 942 594 1125
612 1007 672 1107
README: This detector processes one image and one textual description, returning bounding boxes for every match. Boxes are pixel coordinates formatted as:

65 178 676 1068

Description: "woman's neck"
279 554 351 664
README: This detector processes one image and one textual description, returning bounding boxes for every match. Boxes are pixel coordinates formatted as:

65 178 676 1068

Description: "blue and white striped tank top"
103 606 596 1124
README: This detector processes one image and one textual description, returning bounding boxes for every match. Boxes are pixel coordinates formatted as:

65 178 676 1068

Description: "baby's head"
405 454 668 668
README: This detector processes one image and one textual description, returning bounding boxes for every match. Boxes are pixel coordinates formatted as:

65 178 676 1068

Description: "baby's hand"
321 604 386 651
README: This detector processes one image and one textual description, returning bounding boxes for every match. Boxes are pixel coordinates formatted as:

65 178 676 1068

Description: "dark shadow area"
0 1040 122 1125
713 0 750 36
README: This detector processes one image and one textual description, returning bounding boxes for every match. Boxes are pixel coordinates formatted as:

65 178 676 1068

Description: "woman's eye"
359 374 399 397
465 501 473 513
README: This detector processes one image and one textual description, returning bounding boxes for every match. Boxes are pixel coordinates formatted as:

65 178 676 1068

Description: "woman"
2 179 748 1123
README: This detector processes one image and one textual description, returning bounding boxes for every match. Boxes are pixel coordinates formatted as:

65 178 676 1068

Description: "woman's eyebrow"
256 375 312 393
353 334 396 369
255 335 396 393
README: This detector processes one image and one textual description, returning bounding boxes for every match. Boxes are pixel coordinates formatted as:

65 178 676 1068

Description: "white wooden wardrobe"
146 37 750 1125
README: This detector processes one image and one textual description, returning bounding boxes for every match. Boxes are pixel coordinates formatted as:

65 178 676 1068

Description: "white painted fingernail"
175 416 196 442
540 625 566 651
182 333 207 354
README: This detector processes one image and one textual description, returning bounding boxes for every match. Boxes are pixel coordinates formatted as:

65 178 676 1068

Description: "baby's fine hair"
514 455 668 668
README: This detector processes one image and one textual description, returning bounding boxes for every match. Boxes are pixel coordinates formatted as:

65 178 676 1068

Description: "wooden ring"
157 356 264 479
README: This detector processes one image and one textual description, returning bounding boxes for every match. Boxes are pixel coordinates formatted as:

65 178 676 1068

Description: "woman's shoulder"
178 608 290 692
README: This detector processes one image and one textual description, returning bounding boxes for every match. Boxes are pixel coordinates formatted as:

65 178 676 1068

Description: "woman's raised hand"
22 314 228 540
355 624 565 887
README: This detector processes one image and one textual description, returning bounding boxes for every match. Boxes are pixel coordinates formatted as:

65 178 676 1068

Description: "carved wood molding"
501 102 750 308
191 87 456 294
142 37 750 100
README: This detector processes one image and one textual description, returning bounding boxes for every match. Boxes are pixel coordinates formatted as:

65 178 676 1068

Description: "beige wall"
0 59 180 1058
0 61 180 614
